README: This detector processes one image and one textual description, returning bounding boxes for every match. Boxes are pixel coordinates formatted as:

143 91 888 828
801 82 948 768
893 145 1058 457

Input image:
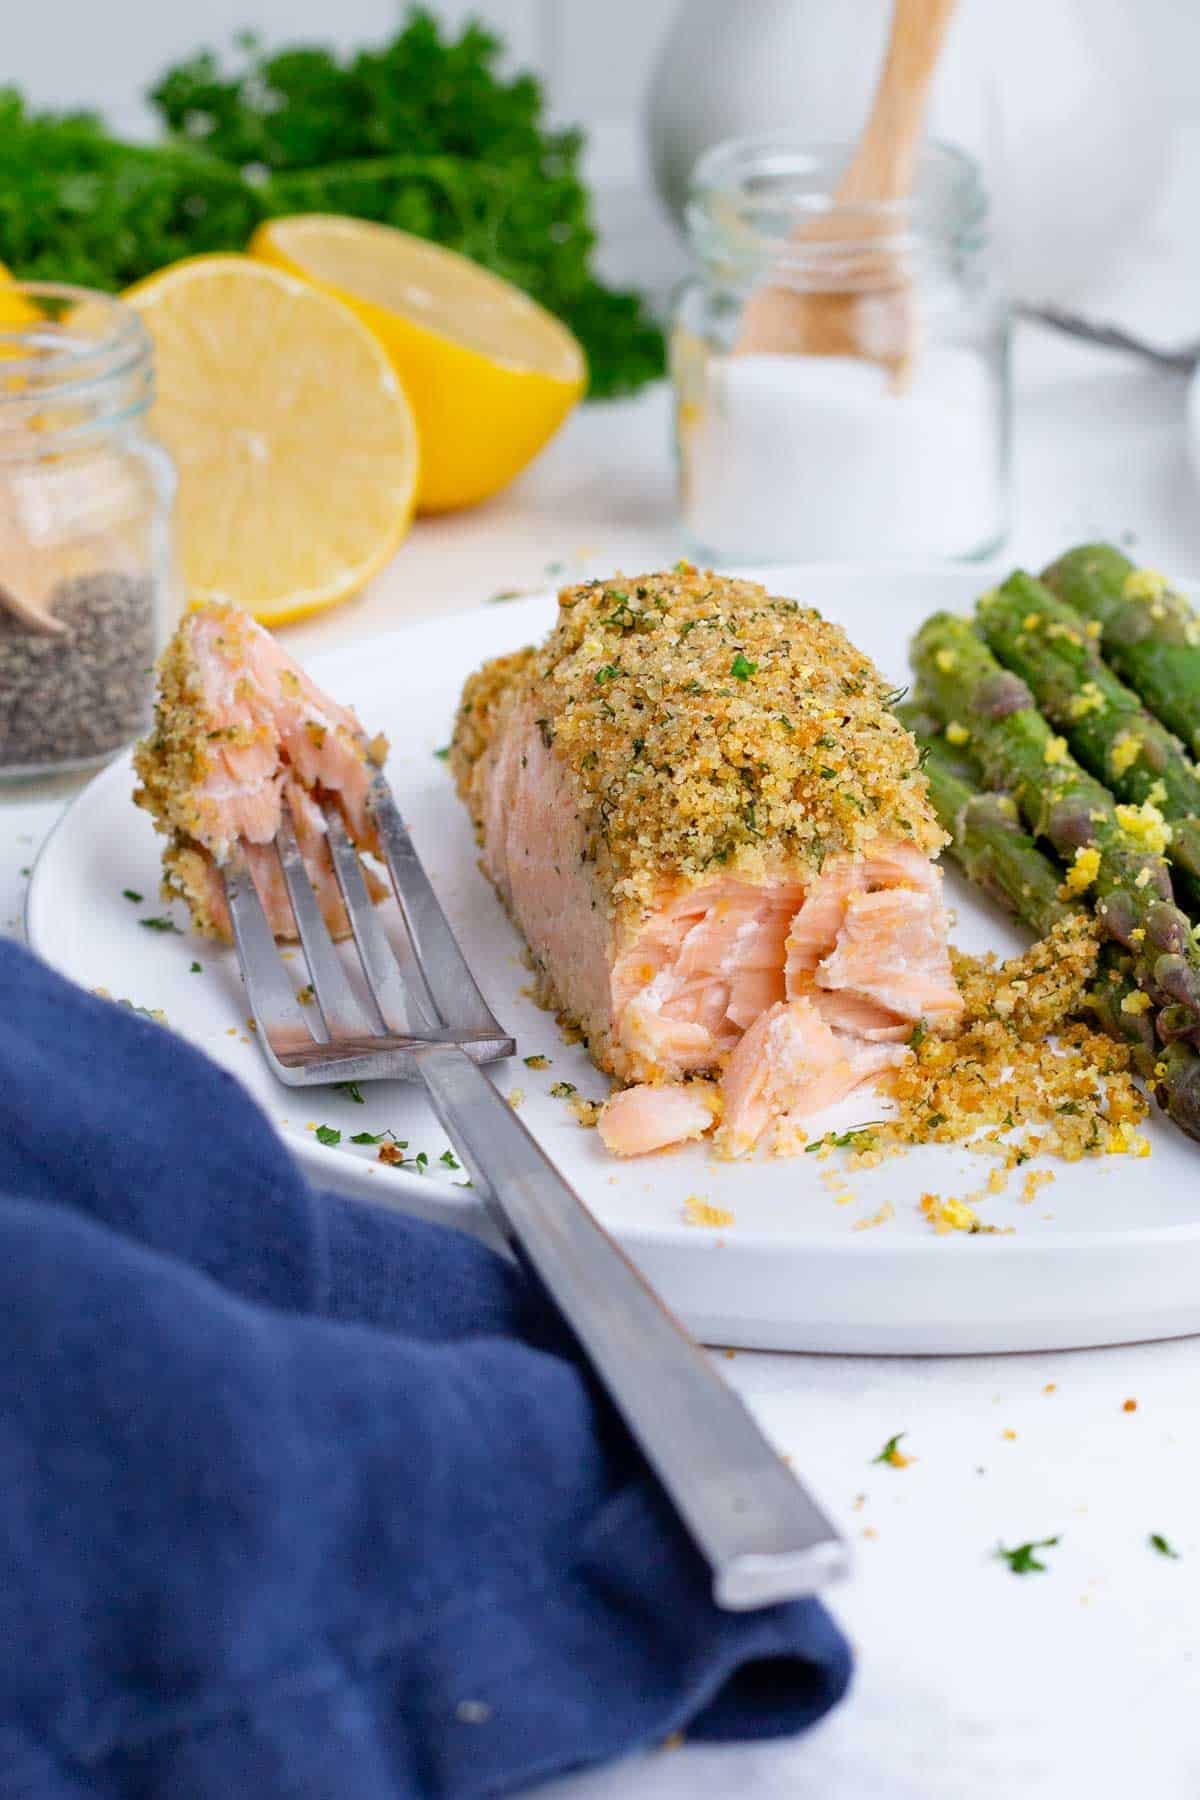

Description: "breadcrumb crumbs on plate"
1123 1398 1138 1413
871 913 1146 1168
861 1526 880 1540
684 1196 735 1228
1002 1429 1018 1441
1021 1169 1055 1205
567 1094 604 1127
506 1088 525 1110
1044 1383 1057 1394
920 1193 986 1235
1107 1120 1151 1157
853 1200 895 1231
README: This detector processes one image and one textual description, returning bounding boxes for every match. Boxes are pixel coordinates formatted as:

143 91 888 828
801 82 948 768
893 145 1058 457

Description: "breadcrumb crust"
451 567 944 929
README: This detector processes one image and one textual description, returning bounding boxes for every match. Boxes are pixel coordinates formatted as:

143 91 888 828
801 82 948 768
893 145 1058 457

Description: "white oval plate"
27 565 1200 1354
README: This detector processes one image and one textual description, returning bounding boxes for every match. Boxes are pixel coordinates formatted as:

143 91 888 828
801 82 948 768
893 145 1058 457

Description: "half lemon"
250 216 586 513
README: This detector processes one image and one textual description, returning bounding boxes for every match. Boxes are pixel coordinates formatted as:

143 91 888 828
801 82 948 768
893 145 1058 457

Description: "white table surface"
6 136 1200 1800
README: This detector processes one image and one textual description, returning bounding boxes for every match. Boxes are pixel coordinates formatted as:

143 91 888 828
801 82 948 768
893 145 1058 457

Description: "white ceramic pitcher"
646 0 1170 300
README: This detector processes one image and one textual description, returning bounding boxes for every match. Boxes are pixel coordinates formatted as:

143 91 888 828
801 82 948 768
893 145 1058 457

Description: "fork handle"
415 1043 849 1611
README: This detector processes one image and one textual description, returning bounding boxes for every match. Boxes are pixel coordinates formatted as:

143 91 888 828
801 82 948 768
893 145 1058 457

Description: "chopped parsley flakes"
1149 1533 1181 1560
139 915 182 933
345 1130 462 1175
122 888 143 903
996 1536 1060 1575
730 651 758 680
335 1081 365 1104
805 1121 884 1154
872 1433 912 1469
315 1125 342 1147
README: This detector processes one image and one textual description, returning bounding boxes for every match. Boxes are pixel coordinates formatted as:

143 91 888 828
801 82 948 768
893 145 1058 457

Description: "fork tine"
275 807 379 1039
222 846 321 1055
368 769 503 1034
324 804 436 1035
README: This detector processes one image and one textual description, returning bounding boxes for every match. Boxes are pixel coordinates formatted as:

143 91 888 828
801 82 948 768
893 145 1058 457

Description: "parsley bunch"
0 10 665 399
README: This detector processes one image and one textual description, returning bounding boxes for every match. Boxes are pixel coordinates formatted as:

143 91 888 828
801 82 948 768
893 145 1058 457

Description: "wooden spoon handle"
0 581 67 636
839 0 960 205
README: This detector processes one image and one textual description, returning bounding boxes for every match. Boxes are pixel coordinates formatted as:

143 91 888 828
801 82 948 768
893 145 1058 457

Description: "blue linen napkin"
0 939 851 1799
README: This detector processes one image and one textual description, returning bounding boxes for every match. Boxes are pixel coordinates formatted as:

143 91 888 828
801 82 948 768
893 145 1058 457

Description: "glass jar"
672 136 1010 564
0 283 177 781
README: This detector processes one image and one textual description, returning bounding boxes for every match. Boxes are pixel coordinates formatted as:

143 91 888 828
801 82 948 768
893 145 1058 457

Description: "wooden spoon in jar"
733 0 960 381
0 480 66 636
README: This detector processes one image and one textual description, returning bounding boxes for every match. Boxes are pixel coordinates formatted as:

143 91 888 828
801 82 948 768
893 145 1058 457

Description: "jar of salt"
673 135 1010 563
0 283 177 781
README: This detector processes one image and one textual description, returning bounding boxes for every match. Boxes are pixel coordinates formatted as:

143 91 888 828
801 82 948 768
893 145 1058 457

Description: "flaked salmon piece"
598 1083 717 1158
718 998 908 1159
725 966 789 1031
451 569 959 1158
610 877 808 1075
816 888 964 1024
806 988 912 1043
134 602 388 942
784 843 938 980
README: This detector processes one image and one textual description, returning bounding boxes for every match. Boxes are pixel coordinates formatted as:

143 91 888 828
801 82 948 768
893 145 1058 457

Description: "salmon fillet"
134 603 388 942
452 568 961 1158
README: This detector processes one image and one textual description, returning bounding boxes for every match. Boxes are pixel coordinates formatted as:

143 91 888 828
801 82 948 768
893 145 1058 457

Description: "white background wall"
6 0 675 139
7 1 1198 144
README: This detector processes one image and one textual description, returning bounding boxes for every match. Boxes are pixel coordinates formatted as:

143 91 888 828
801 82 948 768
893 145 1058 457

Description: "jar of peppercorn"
0 283 178 780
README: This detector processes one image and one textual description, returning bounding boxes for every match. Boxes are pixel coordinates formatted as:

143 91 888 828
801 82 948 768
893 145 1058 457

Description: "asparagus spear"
899 702 1074 938
900 701 1158 1072
1042 544 1200 759
899 655 1200 1137
911 613 1200 1135
975 571 1200 905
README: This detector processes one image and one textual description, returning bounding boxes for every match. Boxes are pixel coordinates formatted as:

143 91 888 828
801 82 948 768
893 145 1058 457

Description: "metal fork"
222 768 848 1611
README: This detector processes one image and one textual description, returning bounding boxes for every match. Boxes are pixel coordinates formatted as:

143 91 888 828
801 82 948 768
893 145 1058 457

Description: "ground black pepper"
0 571 157 772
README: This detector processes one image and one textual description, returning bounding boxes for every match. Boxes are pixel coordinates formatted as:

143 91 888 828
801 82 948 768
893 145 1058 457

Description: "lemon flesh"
126 255 419 625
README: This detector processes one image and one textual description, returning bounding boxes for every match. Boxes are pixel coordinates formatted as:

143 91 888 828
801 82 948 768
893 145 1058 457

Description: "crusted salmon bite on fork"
450 567 962 1159
134 602 389 942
